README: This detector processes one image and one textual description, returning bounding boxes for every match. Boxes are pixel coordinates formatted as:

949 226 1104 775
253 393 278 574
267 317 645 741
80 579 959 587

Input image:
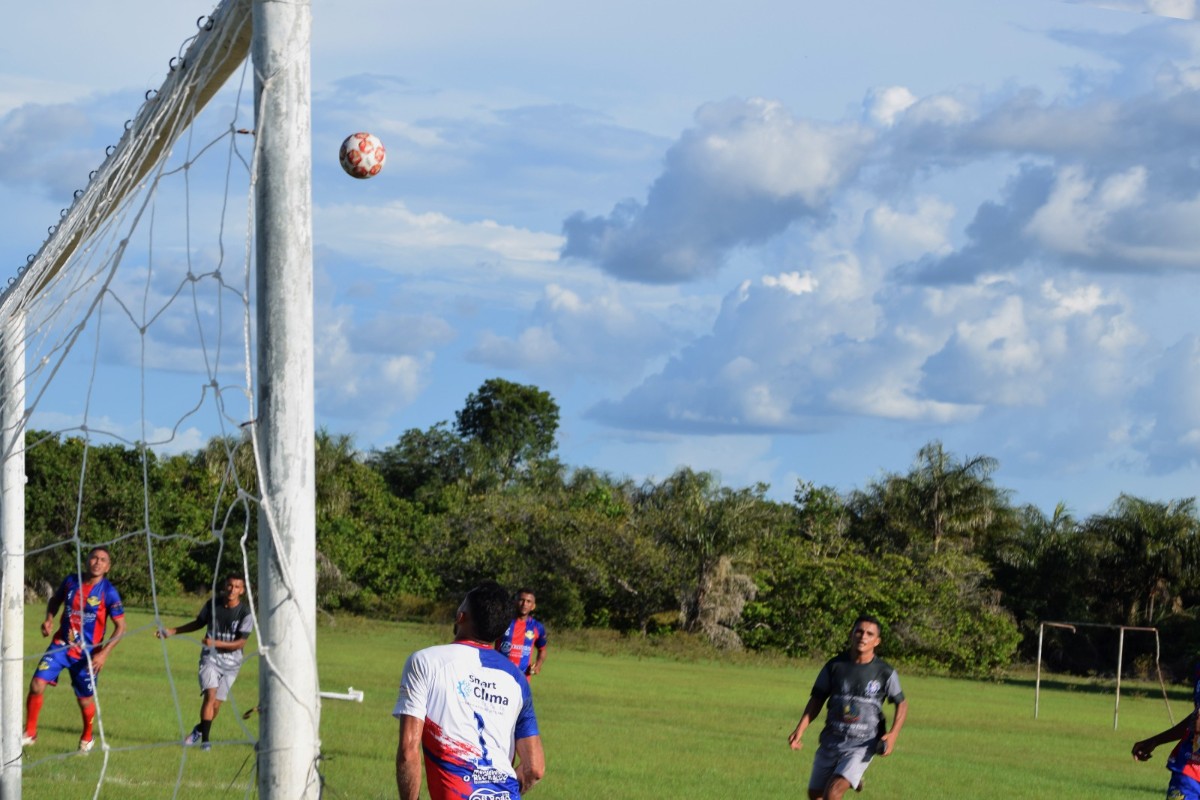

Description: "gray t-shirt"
811 653 904 751
197 600 254 672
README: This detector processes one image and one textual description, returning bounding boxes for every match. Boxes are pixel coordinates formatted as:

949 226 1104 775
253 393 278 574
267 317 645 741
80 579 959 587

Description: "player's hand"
40 619 53 638
90 651 108 674
788 729 804 751
1132 741 1154 761
878 734 895 756
529 664 539 676
155 628 170 639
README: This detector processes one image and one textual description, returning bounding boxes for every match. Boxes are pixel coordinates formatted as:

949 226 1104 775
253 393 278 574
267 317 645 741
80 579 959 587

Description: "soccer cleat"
78 738 94 754
201 741 212 752
20 734 36 747
183 727 203 747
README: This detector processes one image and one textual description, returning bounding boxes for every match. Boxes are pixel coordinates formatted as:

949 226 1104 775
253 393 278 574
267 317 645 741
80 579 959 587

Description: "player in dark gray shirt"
788 615 908 799
157 575 254 748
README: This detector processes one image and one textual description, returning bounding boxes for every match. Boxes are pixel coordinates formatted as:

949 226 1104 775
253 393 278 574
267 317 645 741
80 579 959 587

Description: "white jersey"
394 640 538 800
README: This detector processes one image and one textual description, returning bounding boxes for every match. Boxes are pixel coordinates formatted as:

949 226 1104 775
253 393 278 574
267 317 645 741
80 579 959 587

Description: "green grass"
16 604 1186 798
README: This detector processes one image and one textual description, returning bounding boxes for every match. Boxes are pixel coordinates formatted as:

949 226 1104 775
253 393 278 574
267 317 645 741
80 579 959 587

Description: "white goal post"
1034 620 1173 731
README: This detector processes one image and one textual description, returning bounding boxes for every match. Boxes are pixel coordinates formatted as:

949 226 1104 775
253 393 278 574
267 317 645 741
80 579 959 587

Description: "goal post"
251 0 321 796
0 0 320 796
0 312 26 799
1034 620 1173 731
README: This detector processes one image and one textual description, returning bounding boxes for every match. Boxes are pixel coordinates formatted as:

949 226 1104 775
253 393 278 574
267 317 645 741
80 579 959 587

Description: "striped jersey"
52 574 124 658
496 617 547 674
394 640 539 800
1166 661 1200 779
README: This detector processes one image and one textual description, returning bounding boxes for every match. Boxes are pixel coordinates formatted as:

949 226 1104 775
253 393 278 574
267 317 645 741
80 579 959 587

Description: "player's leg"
24 647 69 744
68 657 99 752
824 746 873 800
824 775 854 800
807 746 837 800
187 660 222 746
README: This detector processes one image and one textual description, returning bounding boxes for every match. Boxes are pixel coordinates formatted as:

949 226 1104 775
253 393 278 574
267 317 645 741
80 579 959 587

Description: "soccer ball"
338 132 386 179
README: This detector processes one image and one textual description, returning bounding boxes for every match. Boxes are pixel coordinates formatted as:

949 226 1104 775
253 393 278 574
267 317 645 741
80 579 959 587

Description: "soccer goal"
0 1 320 797
1033 620 1173 731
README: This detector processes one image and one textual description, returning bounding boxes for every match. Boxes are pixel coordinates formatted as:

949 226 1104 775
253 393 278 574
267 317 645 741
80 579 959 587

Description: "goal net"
0 1 320 797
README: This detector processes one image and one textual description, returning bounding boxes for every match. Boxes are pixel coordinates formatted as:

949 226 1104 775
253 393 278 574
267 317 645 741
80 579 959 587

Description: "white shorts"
198 660 240 702
808 743 875 792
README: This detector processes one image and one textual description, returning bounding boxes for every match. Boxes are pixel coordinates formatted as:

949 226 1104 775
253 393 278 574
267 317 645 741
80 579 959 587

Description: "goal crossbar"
0 0 252 317
1034 620 1173 730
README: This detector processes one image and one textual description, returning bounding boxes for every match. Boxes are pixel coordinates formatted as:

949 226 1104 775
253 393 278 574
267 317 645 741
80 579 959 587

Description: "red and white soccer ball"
338 132 386 179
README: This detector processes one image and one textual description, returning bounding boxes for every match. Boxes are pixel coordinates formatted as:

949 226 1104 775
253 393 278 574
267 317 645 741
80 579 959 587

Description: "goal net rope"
0 1 322 796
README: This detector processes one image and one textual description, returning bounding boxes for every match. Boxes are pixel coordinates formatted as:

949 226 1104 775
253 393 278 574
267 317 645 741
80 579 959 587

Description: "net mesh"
0 2 288 796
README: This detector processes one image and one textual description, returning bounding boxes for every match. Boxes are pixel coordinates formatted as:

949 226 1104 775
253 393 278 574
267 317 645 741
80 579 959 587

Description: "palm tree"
1088 495 1200 625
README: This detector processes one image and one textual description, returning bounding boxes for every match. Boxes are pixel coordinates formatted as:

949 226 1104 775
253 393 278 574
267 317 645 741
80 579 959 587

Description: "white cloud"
864 86 918 127
1066 0 1197 19
562 97 874 283
321 201 563 268
467 283 684 382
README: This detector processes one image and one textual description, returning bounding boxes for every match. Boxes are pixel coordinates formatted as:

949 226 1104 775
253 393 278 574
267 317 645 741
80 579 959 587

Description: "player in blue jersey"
1132 660 1200 799
497 589 548 679
23 546 126 753
394 581 545 800
789 615 908 800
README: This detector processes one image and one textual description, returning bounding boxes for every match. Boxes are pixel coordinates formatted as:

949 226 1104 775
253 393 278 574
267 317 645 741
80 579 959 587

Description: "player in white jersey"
394 582 545 800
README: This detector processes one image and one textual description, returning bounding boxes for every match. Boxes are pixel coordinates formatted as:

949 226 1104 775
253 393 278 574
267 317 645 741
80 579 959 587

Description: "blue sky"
4 0 1200 517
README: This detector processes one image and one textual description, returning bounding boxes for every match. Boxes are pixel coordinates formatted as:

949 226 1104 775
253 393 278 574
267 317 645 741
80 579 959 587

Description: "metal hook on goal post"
318 687 364 703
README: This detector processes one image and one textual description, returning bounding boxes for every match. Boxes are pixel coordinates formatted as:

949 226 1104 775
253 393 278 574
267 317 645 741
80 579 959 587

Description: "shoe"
183 727 203 746
20 733 36 747
78 738 94 754
201 741 212 752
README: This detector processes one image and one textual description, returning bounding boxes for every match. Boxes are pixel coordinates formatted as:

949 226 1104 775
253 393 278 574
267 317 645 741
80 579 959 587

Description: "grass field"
15 603 1187 798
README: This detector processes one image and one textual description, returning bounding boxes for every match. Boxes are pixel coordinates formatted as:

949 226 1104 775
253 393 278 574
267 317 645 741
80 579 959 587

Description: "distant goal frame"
1034 620 1173 730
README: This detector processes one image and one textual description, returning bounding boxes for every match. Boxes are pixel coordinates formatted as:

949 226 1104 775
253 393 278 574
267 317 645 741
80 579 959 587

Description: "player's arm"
203 635 249 652
1133 711 1196 761
396 714 424 800
879 698 908 756
515 734 545 794
40 582 67 637
156 617 206 638
531 646 546 676
89 614 126 672
788 692 827 750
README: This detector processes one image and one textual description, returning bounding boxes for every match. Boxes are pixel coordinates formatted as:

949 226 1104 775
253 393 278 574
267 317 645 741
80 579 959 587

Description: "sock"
25 694 44 737
199 719 213 742
80 701 96 742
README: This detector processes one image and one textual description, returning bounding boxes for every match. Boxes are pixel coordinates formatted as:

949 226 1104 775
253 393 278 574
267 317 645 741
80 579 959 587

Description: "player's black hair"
222 573 246 585
852 614 883 635
463 581 513 642
87 545 112 560
515 588 536 600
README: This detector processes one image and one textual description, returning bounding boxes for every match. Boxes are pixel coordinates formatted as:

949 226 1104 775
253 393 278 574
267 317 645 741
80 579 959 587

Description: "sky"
4 0 1200 518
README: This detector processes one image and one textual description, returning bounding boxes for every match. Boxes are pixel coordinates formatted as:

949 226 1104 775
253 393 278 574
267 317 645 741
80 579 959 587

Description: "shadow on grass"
996 675 1191 703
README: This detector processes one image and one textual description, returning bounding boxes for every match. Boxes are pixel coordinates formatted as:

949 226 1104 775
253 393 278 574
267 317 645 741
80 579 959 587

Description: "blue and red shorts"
33 643 98 698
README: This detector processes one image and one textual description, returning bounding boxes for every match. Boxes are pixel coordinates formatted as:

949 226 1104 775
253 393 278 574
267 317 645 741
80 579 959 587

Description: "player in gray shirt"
157 575 254 748
788 615 908 799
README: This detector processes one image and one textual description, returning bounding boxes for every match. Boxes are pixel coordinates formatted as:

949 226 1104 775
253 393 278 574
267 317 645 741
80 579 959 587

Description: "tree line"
19 378 1200 677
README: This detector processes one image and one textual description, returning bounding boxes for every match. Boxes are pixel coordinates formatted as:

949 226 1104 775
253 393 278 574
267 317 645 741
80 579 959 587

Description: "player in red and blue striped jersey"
497 589 547 679
1132 660 1200 799
395 582 545 800
23 546 126 753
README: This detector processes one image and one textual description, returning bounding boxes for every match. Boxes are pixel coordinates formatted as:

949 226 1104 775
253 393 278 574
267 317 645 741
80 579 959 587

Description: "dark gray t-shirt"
811 653 904 751
197 601 254 672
